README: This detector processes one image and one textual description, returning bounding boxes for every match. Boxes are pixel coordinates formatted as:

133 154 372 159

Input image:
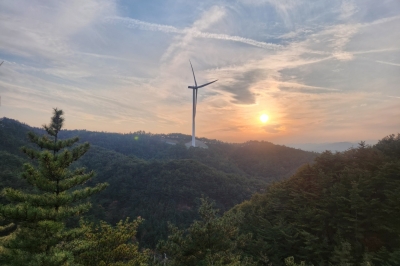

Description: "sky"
0 0 399 144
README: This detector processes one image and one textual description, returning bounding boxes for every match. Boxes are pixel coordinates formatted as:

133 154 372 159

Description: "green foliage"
0 118 36 157
284 257 310 266
60 130 317 181
0 117 317 248
79 146 265 247
330 242 353 266
0 151 27 204
4 115 399 265
70 217 149 266
158 198 253 266
374 133 400 160
234 139 400 265
0 109 108 265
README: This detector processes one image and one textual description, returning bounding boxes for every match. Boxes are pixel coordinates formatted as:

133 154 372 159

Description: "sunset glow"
0 1 399 145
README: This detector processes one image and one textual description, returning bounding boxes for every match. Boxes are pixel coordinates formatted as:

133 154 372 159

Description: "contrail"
190 30 281 49
106 17 182 33
376 60 400 67
106 16 281 50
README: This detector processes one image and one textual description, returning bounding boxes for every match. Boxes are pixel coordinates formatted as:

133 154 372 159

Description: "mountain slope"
58 128 317 181
0 117 317 246
78 146 261 246
233 135 400 265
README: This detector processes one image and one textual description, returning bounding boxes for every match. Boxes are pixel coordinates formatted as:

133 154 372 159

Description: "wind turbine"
187 60 217 147
0 62 2 108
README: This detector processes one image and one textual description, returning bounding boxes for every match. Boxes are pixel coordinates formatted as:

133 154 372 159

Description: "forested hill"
0 117 318 180
0 117 317 246
58 127 317 180
232 134 400 265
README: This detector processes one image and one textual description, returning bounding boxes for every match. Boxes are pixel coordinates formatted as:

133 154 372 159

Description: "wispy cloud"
375 60 400 67
1 0 399 144
263 123 285 133
339 0 358 20
106 16 281 50
360 14 400 27
106 17 181 33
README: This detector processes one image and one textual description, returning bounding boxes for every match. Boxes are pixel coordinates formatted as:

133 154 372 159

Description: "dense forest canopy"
233 134 400 265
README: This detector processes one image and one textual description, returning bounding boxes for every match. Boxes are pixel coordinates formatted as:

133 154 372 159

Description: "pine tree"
0 108 108 265
158 197 253 266
70 217 149 266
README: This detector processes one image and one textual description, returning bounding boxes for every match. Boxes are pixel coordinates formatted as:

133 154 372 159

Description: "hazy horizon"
1 115 382 151
0 0 399 144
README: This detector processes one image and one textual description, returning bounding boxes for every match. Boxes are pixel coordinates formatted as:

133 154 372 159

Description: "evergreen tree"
158 197 253 266
70 217 149 266
0 108 108 265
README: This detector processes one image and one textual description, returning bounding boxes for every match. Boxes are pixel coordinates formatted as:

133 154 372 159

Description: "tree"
70 217 149 266
0 108 108 265
158 197 253 266
234 140 400 265
375 133 400 160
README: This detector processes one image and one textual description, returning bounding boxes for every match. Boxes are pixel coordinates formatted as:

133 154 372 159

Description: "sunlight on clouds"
0 0 399 144
332 51 354 61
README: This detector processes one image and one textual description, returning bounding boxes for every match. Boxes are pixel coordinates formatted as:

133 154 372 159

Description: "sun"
260 114 269 123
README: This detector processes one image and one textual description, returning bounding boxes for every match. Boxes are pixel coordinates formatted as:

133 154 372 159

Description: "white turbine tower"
188 60 217 147
0 62 3 108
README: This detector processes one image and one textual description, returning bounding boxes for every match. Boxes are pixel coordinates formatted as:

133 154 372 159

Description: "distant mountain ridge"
288 140 377 153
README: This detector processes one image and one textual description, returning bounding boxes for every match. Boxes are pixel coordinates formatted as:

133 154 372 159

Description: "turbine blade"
0 61 3 66
197 79 218 89
189 60 197 87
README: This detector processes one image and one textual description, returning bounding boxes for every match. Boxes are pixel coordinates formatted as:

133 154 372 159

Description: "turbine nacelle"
188 80 218 89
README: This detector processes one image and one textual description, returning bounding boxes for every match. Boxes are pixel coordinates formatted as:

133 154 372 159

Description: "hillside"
58 128 317 180
232 135 400 265
0 117 317 246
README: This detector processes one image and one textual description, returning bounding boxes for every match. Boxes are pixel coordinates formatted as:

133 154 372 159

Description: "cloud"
106 17 181 33
106 15 281 52
192 5 226 30
242 0 300 28
360 14 400 27
339 0 358 20
0 0 116 60
315 24 359 61
189 31 281 49
375 60 400 67
263 123 284 133
278 83 340 94
218 69 264 104
1 0 399 144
